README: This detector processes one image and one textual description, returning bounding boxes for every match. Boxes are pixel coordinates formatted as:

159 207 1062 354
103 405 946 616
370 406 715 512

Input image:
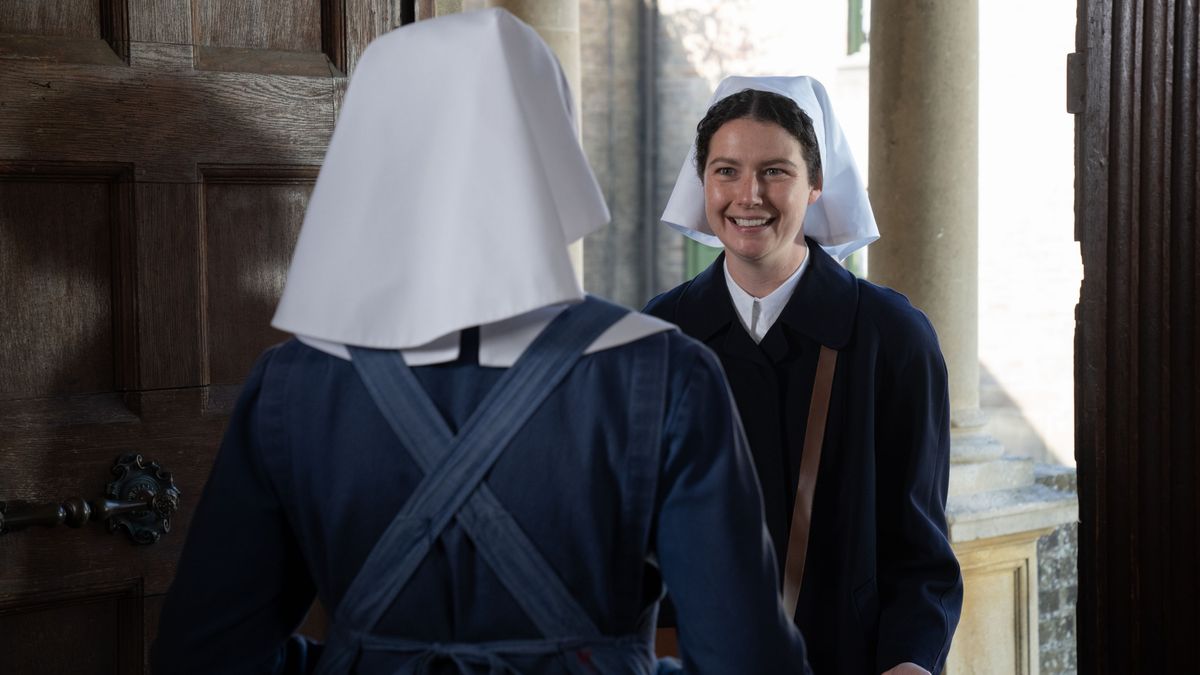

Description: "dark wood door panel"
127 0 189 46
134 182 203 392
192 0 336 77
136 175 312 393
201 170 315 385
195 0 324 52
0 0 129 66
0 170 136 400
0 181 118 399
1076 0 1200 669
0 578 143 675
0 169 307 396
142 594 164 674
0 0 103 39
1 0 387 72
0 60 335 183
0 390 229 598
0 0 390 670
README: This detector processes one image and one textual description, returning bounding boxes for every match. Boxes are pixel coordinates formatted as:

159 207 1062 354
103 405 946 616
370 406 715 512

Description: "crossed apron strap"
619 331 668 585
316 297 632 673
781 345 838 620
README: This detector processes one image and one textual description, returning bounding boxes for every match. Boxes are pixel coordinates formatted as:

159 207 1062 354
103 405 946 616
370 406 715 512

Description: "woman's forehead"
709 118 806 161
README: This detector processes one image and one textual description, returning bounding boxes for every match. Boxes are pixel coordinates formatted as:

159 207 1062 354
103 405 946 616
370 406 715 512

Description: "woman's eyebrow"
707 157 798 167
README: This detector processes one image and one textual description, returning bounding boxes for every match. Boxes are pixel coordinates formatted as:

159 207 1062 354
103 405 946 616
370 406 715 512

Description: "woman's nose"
736 175 763 206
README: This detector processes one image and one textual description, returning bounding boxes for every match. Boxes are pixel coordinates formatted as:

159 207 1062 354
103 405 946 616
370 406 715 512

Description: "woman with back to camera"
152 10 811 675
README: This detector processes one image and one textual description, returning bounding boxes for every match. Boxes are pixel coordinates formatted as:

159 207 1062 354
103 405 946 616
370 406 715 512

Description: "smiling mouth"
729 216 773 228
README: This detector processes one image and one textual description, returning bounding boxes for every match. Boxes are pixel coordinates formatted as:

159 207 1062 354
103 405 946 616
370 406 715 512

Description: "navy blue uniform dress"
152 301 809 674
645 242 963 674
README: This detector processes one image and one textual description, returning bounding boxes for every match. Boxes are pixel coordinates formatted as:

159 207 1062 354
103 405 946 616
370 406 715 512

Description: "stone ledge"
950 432 1006 463
949 455 1034 497
1035 463 1078 492
947 483 1079 543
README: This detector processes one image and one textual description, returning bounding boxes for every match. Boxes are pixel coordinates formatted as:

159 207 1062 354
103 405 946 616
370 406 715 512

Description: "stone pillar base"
945 430 1077 674
947 529 1051 675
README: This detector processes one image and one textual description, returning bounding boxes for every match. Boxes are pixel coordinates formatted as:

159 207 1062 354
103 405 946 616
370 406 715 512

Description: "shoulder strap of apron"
621 331 669 580
318 297 626 673
781 345 838 620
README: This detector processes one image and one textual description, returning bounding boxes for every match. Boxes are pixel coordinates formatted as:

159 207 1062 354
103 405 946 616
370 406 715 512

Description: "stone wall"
1036 465 1079 675
577 0 709 306
579 0 650 308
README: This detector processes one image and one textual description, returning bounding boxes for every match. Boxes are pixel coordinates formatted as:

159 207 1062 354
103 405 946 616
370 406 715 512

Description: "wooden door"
1074 0 1200 670
0 1 401 671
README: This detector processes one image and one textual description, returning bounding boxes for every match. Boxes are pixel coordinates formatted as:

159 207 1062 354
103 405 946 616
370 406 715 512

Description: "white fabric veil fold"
272 8 609 349
660 75 879 261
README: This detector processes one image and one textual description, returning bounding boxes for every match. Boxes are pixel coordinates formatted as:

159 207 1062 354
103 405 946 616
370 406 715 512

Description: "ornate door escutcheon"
0 453 181 545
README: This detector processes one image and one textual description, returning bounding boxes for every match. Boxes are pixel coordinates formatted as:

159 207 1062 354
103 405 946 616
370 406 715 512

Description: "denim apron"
314 297 664 674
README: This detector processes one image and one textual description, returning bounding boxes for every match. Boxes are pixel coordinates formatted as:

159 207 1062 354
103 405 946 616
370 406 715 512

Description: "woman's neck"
725 245 808 298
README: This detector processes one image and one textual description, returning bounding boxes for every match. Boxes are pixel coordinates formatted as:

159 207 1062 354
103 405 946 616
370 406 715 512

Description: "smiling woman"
700 110 823 297
645 75 962 675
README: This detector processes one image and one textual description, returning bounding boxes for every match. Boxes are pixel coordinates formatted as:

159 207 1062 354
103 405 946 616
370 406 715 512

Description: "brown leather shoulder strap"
781 345 838 620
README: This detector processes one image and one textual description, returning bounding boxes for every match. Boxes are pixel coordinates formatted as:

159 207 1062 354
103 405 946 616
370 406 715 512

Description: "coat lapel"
671 252 734 342
672 241 859 358
774 239 859 350
673 253 771 366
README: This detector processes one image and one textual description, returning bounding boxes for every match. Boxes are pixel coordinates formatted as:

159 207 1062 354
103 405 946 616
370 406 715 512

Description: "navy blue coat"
152 324 810 674
645 242 962 674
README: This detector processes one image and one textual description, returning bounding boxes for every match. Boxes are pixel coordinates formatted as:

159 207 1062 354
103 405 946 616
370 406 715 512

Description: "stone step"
1034 463 1078 492
949 455 1034 497
950 431 1006 463
947 483 1079 543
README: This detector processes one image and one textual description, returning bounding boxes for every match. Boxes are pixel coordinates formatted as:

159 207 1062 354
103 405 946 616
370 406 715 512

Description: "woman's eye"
714 167 735 177
764 168 784 176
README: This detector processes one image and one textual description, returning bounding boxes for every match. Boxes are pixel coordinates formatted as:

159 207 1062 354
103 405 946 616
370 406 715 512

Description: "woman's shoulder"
854 278 944 359
642 279 695 322
245 336 357 396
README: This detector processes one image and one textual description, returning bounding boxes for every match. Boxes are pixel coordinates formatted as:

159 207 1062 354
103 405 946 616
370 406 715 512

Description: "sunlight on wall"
978 0 1080 467
658 0 847 91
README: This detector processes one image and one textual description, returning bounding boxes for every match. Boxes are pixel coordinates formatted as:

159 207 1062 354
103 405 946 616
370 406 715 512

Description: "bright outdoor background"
637 0 1080 466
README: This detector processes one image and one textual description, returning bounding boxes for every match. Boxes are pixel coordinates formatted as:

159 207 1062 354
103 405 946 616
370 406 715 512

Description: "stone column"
454 0 586 281
868 2 1077 673
868 0 980 424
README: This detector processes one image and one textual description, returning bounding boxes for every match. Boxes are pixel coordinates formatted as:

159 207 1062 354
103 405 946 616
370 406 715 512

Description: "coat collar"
673 251 736 343
673 239 859 349
775 239 858 349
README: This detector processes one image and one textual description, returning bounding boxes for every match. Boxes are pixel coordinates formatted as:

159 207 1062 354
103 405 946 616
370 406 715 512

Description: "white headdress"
272 8 609 349
661 75 879 261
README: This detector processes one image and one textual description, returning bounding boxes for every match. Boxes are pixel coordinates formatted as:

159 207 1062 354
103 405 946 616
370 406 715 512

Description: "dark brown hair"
694 89 822 188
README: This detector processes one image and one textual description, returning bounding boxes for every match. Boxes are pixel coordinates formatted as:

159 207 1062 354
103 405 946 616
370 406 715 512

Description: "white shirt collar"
723 252 810 343
296 304 675 367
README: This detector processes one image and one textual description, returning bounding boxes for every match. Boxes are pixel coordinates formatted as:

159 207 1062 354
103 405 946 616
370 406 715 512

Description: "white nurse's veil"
272 9 610 349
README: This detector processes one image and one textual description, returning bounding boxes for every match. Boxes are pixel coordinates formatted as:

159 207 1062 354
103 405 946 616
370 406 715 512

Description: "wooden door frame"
1074 0 1199 671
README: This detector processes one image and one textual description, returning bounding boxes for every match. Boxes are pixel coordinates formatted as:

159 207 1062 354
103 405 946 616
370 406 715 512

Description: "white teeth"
732 217 768 227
